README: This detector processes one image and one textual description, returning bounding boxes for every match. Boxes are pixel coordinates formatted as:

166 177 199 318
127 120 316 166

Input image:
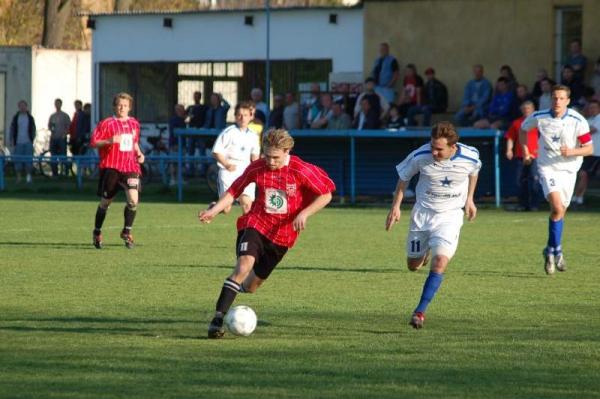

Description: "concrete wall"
92 8 363 72
364 0 599 112
0 47 32 143
31 48 92 134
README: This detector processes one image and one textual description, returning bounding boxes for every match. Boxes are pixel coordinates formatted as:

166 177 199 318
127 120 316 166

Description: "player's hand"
505 150 513 160
465 200 477 221
198 208 216 224
225 163 237 172
293 211 309 231
523 155 532 165
385 207 401 231
137 152 145 164
560 145 571 157
111 135 121 144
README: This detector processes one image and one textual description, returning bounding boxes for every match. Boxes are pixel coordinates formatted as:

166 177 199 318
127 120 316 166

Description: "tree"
42 0 72 48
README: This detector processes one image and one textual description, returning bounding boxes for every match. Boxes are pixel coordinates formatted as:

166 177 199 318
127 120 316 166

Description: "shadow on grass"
0 241 122 249
457 270 546 279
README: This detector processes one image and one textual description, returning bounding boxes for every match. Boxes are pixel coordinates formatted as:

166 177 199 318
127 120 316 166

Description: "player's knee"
406 259 423 271
126 201 137 211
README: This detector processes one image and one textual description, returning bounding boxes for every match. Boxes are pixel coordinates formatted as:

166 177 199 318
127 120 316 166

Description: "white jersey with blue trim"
521 108 590 172
212 124 260 169
396 142 482 212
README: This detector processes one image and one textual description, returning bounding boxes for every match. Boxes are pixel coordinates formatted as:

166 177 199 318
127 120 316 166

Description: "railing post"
75 156 83 189
177 132 183 202
494 131 501 208
350 134 356 204
0 155 5 191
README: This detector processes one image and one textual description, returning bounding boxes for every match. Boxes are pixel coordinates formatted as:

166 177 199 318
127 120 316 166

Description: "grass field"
1 191 599 398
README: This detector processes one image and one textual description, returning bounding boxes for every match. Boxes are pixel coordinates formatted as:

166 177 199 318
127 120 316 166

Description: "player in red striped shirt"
90 92 145 249
198 128 336 338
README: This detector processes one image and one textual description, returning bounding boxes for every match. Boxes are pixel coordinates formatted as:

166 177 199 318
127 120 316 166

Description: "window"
554 7 582 81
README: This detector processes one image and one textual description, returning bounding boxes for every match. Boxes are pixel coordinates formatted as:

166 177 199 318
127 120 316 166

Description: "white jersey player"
386 122 481 329
519 84 593 275
212 102 260 214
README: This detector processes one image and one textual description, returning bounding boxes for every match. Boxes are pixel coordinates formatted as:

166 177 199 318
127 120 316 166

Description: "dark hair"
562 64 574 72
497 77 509 84
365 77 376 84
234 101 253 114
431 121 459 146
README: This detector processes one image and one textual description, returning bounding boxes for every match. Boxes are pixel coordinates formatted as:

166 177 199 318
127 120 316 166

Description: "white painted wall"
92 8 363 72
31 48 92 134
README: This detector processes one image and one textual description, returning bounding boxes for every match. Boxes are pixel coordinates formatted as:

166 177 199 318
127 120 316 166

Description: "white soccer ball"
224 305 257 336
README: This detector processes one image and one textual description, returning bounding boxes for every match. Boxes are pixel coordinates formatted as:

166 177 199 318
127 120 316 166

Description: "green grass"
0 194 599 398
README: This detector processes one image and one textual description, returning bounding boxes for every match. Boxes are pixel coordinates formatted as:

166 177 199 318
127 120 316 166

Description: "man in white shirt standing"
386 122 481 329
573 100 600 206
520 85 593 275
212 101 260 214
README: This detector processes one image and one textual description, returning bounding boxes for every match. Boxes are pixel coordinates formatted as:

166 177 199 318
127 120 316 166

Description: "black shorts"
581 156 600 176
97 168 141 199
236 228 288 280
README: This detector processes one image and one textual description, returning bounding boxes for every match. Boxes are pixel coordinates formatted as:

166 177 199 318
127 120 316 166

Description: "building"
0 46 91 146
364 0 600 111
87 6 363 124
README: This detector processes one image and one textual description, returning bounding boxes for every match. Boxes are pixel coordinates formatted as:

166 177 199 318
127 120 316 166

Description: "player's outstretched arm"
134 142 144 164
386 179 406 231
293 192 332 232
198 192 235 224
465 174 479 221
560 143 593 157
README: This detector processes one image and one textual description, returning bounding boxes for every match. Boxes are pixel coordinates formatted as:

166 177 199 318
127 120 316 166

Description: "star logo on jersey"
551 135 561 143
440 176 452 187
240 146 246 152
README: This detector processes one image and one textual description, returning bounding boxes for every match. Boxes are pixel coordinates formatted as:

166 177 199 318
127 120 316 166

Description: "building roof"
82 3 362 17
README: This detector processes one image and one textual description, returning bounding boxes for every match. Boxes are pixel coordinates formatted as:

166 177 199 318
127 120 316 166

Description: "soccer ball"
224 305 257 336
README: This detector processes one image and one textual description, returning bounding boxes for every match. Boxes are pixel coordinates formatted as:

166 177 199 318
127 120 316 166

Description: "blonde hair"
113 92 134 107
263 128 295 151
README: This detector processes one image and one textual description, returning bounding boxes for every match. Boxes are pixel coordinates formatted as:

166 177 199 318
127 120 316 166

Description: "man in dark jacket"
9 100 36 183
406 68 448 126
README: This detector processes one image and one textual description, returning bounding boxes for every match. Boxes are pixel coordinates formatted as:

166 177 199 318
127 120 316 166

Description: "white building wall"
92 9 363 72
31 48 92 134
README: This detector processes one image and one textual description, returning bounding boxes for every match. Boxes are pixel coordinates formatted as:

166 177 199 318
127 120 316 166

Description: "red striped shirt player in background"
91 92 145 249
199 128 336 339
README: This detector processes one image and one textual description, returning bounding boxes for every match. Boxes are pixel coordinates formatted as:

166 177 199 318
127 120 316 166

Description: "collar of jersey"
550 109 569 120
449 145 461 161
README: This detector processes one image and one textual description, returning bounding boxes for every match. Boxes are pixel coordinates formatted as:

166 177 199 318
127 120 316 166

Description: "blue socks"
547 218 564 255
415 271 444 314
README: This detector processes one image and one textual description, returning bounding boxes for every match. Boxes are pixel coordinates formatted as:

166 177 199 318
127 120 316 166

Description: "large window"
99 63 176 122
554 7 582 81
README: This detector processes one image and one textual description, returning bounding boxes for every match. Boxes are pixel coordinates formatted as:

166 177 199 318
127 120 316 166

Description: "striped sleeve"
296 161 335 195
90 119 107 146
227 161 260 198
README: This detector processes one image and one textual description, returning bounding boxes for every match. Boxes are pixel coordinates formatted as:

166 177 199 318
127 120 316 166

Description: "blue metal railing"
175 128 503 206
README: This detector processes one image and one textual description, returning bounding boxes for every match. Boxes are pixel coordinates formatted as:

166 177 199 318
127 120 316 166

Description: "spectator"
311 93 334 129
455 64 493 126
168 104 187 186
48 98 71 177
354 97 380 130
327 100 352 130
80 103 92 147
406 67 448 126
537 78 553 110
69 100 84 155
397 64 424 121
532 68 554 100
473 77 515 129
353 77 389 120
186 91 207 175
591 57 600 96
565 39 587 82
573 99 600 205
505 101 541 211
204 93 230 130
250 88 268 118
283 92 300 130
9 100 36 184
268 94 285 129
371 42 400 104
304 82 321 128
561 65 584 106
499 64 518 93
387 104 403 129
514 84 534 117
